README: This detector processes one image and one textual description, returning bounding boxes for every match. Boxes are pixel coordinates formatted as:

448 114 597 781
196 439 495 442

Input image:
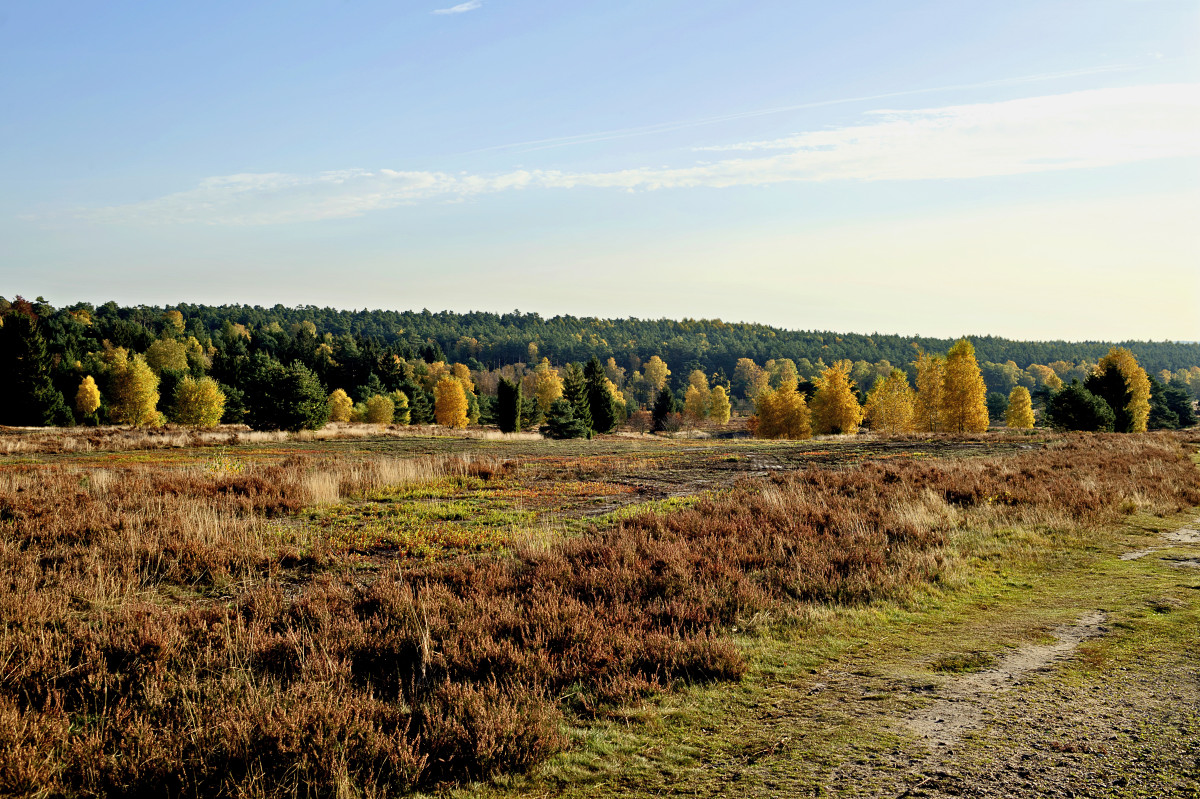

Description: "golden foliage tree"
144 338 188 373
75 375 101 418
1026 364 1063 392
434 376 468 429
1005 386 1034 429
682 370 710 425
912 351 946 433
733 357 768 399
754 385 811 439
365 394 395 425
172 376 226 427
942 339 990 433
864 368 915 434
450 363 474 394
1093 347 1151 433
328 389 353 422
643 355 671 393
767 358 800 390
109 353 161 426
810 361 864 435
533 358 564 412
709 385 731 425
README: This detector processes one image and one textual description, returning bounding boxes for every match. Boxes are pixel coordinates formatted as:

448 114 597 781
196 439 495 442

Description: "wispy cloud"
79 83 1200 226
432 0 481 15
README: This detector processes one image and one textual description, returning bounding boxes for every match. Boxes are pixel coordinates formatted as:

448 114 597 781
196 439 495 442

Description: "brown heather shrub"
0 434 1196 795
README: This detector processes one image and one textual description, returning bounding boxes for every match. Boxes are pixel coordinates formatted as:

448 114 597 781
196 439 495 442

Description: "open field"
1 428 1198 797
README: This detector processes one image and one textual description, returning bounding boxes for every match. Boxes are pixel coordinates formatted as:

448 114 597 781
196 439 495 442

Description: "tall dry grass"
0 434 1196 796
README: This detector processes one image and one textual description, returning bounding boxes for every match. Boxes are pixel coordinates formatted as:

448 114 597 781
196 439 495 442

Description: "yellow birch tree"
1093 347 1151 433
913 351 946 432
643 356 671 393
864 368 915 434
365 394 395 425
109 353 161 426
942 339 990 433
533 358 564 412
810 361 864 435
434 377 468 428
1005 386 1034 429
328 389 353 422
709 385 731 425
172 376 226 427
75 375 101 419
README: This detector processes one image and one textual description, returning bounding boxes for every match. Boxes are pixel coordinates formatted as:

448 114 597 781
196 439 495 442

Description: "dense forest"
2 295 1197 430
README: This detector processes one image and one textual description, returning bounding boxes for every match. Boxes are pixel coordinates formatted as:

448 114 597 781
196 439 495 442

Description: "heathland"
1 425 1198 797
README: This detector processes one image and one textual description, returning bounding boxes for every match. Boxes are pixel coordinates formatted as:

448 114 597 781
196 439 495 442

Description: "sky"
1 0 1197 341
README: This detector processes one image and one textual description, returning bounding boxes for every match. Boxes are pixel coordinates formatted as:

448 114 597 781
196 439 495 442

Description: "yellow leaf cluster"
709 385 731 425
864 369 915 434
754 385 811 439
434 377 469 429
533 358 564 412
942 340 990 433
109 353 161 426
365 394 395 425
1095 347 1150 433
75 375 101 417
1005 386 1034 429
172 377 226 427
810 362 864 435
643 356 671 392
328 389 353 422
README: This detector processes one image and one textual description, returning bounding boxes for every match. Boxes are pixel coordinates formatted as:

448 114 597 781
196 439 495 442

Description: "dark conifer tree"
1045 381 1115 432
562 362 592 431
496 378 522 433
652 386 677 432
541 398 589 439
583 357 618 433
0 303 73 426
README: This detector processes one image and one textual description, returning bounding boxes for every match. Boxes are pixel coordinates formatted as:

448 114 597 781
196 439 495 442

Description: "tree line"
0 296 1195 433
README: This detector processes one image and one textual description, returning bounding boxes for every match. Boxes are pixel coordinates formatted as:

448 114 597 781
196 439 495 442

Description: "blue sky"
2 0 1197 340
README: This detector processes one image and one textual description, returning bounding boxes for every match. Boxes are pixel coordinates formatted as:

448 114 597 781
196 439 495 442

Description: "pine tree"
541 398 590 439
1046 382 1115 431
0 307 73 426
864 369 915 434
497 378 522 433
709 385 731 425
1086 347 1150 433
434 376 469 428
810 361 864 435
563 362 592 432
172 376 226 427
652 386 677 432
584 357 618 433
942 339 989 433
406 385 435 425
1005 386 1035 429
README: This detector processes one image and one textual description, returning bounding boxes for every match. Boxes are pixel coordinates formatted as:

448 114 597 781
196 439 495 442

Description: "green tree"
390 390 411 425
246 357 329 431
496 378 523 433
1045 382 1115 432
562 362 592 432
584 357 618 433
541 397 590 439
986 392 1009 422
1085 347 1150 433
0 306 73 426
651 386 677 432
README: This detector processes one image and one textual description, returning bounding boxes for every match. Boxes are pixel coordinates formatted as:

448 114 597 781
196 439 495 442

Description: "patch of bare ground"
904 611 1109 754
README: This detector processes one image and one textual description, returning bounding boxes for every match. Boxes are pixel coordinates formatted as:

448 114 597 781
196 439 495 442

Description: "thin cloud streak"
456 64 1141 156
79 83 1200 226
432 0 481 15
